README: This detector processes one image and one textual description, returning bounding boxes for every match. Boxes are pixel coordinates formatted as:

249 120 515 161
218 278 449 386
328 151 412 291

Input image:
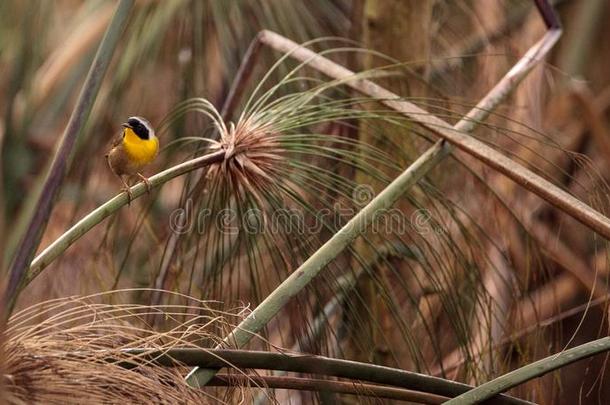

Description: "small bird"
105 116 159 202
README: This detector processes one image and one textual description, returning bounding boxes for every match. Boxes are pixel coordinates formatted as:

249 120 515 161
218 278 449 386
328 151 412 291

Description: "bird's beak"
122 122 132 129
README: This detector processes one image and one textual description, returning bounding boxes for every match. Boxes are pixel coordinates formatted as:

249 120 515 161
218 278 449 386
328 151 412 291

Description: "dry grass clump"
2 290 247 404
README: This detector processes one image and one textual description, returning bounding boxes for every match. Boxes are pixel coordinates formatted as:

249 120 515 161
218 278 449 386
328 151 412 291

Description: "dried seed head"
207 116 286 203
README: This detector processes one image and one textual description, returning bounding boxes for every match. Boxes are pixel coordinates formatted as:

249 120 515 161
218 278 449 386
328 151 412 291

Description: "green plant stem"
3 0 135 316
209 374 448 404
220 32 264 121
186 21 563 385
23 150 225 293
254 30 610 242
445 337 610 404
119 348 530 405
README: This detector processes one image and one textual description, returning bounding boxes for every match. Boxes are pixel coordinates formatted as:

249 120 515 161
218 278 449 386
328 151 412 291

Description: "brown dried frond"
207 117 286 206
1 290 248 404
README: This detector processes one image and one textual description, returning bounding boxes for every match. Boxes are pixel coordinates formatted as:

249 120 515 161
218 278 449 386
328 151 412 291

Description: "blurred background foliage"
2 0 610 403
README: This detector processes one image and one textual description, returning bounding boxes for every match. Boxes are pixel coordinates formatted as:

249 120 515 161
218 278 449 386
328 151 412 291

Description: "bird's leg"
119 175 133 204
137 173 152 194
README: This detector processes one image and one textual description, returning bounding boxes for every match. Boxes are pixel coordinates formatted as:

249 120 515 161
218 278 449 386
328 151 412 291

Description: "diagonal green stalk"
187 14 563 385
21 150 225 301
120 348 531 405
253 29 610 240
3 0 135 316
445 337 610 404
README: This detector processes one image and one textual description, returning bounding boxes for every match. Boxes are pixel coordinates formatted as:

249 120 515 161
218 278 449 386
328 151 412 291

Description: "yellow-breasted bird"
105 116 159 202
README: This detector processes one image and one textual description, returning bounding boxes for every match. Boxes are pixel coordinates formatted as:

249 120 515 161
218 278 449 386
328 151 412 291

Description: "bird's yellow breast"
122 127 159 166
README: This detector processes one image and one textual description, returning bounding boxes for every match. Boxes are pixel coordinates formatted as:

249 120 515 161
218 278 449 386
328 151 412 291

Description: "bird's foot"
121 186 133 205
137 173 152 194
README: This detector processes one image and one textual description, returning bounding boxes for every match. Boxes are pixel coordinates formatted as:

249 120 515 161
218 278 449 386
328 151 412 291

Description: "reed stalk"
3 0 135 315
445 337 610 404
24 150 225 291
